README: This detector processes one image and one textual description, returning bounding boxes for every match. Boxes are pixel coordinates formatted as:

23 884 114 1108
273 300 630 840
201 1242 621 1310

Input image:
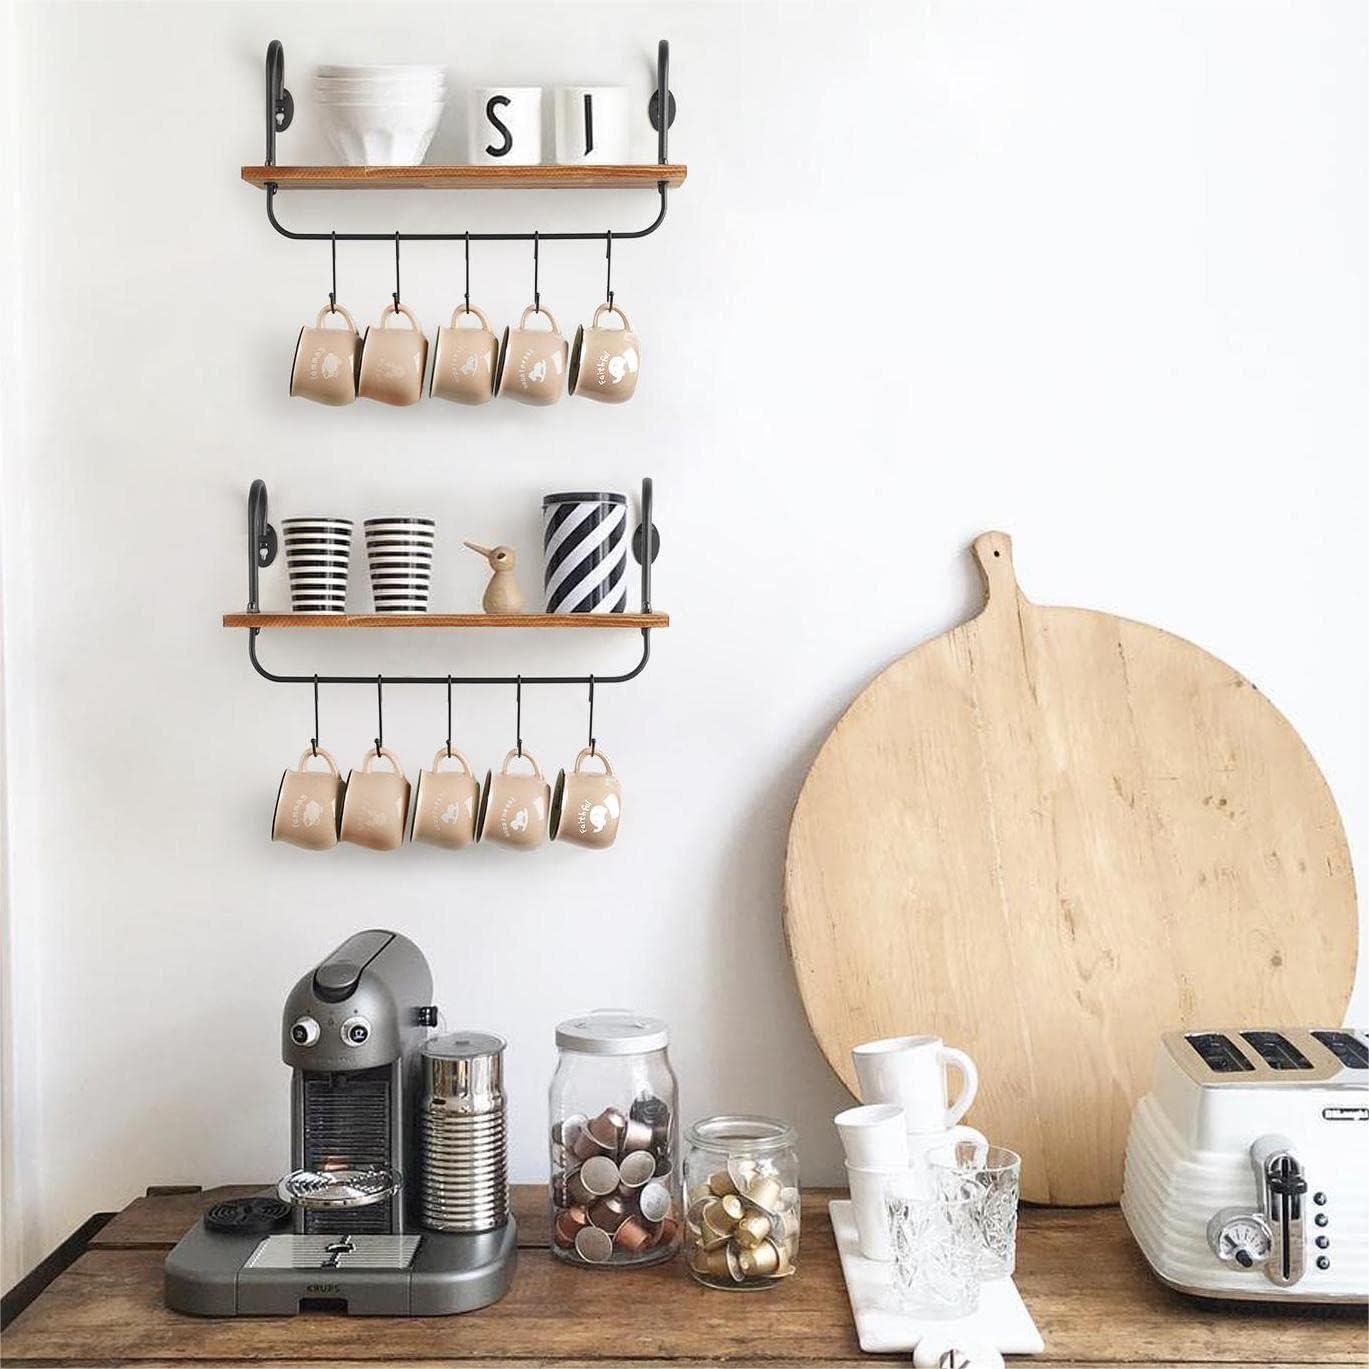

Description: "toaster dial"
1207 1208 1273 1269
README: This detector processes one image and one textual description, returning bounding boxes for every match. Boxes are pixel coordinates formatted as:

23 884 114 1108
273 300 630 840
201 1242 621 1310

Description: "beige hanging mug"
430 304 499 405
411 747 481 849
569 303 640 404
340 745 411 851
272 747 343 850
290 303 360 406
477 748 550 849
496 306 567 406
551 746 622 849
359 302 429 406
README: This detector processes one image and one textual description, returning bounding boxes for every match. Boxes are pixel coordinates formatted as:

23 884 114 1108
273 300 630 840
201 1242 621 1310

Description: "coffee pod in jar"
588 1195 630 1232
617 1150 655 1194
553 1206 589 1248
614 1215 656 1253
638 1180 672 1224
574 1226 613 1264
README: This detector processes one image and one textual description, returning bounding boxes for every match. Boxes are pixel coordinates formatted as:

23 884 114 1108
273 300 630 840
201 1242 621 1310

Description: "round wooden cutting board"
784 532 1356 1204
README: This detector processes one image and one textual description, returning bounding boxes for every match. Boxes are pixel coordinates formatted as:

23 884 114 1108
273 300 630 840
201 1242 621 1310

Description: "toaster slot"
1240 1031 1313 1071
1185 1032 1255 1073
1311 1029 1369 1070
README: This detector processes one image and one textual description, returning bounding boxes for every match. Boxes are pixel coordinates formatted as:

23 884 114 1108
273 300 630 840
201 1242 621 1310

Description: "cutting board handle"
972 530 1023 607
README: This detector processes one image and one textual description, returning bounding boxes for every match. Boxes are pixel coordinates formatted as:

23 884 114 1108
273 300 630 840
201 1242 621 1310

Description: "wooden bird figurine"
464 541 526 615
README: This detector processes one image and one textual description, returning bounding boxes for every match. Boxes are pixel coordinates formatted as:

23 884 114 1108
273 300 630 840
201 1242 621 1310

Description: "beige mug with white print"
291 304 360 406
430 305 499 405
359 302 429 406
272 747 343 850
477 749 550 849
551 747 622 849
340 746 411 851
411 748 481 849
569 303 640 404
496 306 567 406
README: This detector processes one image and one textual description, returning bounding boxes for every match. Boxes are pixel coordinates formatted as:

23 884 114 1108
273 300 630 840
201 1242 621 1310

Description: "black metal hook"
264 40 294 167
515 675 523 757
392 232 401 309
445 675 453 758
328 232 337 313
605 232 613 309
587 675 597 756
311 675 320 756
532 233 540 314
246 478 277 613
375 675 384 755
463 233 471 314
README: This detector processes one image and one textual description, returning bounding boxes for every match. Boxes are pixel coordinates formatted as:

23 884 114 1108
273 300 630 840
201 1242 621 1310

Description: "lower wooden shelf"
223 612 669 629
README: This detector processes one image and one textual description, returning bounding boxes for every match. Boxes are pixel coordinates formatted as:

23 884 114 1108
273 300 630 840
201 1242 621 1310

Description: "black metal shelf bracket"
259 38 677 245
242 477 660 690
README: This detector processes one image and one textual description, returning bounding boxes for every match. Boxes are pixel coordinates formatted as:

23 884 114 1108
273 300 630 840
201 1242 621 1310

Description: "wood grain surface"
241 165 688 190
222 613 669 630
3 1186 1363 1366
785 531 1357 1205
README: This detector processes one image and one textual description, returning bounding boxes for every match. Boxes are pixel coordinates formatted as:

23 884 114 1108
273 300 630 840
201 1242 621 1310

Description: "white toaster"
1121 1028 1368 1303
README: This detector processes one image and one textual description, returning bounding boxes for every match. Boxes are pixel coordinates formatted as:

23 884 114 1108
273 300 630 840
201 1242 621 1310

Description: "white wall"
3 0 1365 1286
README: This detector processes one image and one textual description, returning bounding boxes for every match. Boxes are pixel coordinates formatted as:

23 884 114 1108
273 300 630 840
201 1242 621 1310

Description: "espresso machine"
165 930 517 1315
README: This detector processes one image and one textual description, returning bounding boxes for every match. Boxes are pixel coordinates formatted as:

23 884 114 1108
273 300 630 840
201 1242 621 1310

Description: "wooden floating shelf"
241 164 688 191
223 612 669 630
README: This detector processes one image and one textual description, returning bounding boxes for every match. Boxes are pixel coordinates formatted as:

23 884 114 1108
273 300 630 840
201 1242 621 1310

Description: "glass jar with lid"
684 1115 800 1288
548 1010 680 1267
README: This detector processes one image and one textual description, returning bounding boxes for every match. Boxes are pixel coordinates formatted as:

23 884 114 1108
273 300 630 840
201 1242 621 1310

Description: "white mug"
833 1103 909 1169
469 87 542 166
851 1035 978 1134
553 86 629 164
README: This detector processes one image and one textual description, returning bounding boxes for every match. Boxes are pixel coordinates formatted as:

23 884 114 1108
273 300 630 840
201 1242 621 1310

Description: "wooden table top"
2 1184 1363 1367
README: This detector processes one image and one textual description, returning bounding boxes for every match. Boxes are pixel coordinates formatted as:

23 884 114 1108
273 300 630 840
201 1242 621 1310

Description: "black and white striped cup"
282 518 353 613
542 492 628 614
364 517 435 612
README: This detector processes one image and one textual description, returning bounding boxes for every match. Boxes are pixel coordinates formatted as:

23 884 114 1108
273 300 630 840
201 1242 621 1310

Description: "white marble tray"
830 1200 1045 1355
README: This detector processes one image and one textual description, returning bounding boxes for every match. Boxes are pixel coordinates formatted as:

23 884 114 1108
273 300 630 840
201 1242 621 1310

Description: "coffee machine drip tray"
245 1234 421 1270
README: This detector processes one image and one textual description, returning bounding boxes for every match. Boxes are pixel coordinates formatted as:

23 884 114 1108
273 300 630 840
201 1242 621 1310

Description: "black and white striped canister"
541 492 628 614
282 518 353 613
364 517 436 613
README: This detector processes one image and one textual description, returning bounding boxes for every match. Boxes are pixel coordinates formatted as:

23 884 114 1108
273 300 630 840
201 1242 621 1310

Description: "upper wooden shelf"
223 612 669 629
241 164 688 191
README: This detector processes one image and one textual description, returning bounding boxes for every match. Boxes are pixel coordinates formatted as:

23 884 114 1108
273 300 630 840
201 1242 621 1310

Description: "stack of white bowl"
314 64 447 166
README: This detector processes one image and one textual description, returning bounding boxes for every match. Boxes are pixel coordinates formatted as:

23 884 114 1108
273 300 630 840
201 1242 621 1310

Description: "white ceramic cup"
844 1162 900 1261
833 1103 910 1169
469 87 542 165
851 1035 979 1134
553 86 629 164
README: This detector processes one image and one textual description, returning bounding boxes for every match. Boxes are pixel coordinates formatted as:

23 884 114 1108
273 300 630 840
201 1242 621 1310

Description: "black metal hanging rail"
255 38 678 243
238 479 661 688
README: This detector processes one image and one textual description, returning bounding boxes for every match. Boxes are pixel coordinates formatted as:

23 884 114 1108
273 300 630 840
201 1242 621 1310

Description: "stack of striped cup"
364 517 436 612
282 518 353 613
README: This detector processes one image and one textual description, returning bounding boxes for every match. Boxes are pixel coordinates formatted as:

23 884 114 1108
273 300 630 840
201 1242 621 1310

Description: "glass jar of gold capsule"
684 1115 799 1289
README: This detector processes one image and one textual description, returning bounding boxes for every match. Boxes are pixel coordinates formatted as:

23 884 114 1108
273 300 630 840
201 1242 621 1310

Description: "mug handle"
431 746 473 775
591 302 632 331
296 746 339 775
939 1046 979 1127
379 301 423 332
363 745 404 774
500 747 543 778
449 303 492 332
518 304 560 333
573 746 613 776
314 303 358 333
